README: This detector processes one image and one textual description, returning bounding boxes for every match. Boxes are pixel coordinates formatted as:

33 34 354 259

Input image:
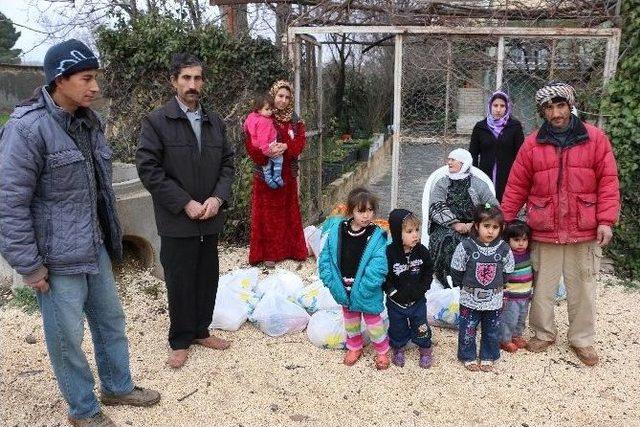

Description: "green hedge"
602 0 640 278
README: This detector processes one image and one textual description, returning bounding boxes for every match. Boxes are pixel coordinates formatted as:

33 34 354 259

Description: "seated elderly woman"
429 148 499 287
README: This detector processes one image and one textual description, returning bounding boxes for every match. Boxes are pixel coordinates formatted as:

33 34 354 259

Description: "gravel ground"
2 246 639 427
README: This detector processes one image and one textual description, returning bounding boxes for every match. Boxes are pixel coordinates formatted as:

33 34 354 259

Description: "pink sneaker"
375 352 390 370
343 349 363 366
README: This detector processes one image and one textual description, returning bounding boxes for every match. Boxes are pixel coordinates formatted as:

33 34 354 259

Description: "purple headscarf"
486 91 511 139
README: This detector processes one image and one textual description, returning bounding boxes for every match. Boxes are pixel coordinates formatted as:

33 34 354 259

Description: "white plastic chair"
421 165 496 288
421 165 496 248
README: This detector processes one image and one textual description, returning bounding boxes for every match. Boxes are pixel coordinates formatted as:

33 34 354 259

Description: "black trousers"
160 234 219 350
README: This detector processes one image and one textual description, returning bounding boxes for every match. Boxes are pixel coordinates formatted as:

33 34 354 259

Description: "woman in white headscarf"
428 148 498 287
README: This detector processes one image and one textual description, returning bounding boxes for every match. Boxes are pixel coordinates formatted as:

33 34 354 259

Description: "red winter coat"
501 119 620 244
245 119 308 264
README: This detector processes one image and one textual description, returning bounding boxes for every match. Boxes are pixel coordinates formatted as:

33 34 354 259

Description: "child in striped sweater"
500 220 533 352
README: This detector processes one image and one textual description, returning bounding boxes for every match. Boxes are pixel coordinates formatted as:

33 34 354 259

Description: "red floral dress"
244 119 308 264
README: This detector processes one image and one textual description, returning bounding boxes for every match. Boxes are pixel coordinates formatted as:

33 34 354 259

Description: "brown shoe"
68 411 116 427
571 345 599 366
194 335 231 350
100 386 161 407
526 337 555 353
167 349 189 368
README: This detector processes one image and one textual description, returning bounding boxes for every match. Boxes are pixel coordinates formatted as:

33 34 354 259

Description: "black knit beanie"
43 39 99 85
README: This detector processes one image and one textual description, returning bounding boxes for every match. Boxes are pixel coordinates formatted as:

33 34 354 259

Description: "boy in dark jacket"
384 209 434 368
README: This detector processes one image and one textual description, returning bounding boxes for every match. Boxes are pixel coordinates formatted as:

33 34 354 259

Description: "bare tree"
26 0 220 44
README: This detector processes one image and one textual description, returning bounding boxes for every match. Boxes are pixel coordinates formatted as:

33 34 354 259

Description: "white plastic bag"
426 278 460 329
295 280 340 313
218 268 260 314
556 276 567 301
219 267 259 292
306 309 347 349
250 292 311 337
210 285 250 331
255 268 305 299
304 225 327 259
307 308 389 349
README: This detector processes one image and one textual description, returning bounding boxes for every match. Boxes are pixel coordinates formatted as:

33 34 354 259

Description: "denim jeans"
36 244 133 419
458 305 501 362
387 297 432 349
500 297 530 342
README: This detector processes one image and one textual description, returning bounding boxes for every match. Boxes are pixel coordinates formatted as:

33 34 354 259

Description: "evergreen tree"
0 13 22 64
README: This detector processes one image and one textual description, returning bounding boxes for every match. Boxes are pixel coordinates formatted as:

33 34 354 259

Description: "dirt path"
1 247 639 426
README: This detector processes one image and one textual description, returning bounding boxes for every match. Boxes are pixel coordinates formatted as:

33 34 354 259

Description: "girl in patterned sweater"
500 220 533 352
451 204 514 372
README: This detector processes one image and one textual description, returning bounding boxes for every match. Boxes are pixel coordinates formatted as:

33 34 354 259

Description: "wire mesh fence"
295 39 324 222
288 25 619 218
399 34 611 142
502 37 609 133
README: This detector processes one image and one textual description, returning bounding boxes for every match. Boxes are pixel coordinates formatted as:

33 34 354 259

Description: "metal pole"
391 34 403 211
496 36 505 90
444 40 452 136
290 25 618 38
294 36 302 118
600 29 622 127
316 43 324 213
549 39 557 80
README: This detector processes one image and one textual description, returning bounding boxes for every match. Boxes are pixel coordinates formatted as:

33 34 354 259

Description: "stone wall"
321 133 391 214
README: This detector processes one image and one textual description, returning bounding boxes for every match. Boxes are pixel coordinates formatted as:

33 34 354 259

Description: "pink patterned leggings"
342 307 390 354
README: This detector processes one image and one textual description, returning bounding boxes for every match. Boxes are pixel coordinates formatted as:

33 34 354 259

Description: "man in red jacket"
501 82 620 366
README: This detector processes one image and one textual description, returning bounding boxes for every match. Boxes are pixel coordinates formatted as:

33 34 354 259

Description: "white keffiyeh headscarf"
447 148 473 180
535 82 576 107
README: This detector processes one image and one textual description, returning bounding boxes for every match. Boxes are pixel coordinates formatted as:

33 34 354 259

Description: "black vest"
461 238 511 290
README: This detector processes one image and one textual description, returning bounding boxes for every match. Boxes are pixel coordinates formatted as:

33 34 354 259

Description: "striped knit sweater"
504 249 533 299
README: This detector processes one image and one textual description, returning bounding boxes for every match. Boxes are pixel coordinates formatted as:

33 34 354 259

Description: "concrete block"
0 162 163 290
456 87 486 135
112 162 163 280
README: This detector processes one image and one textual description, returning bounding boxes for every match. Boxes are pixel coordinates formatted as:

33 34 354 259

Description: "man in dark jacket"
502 82 620 366
0 39 160 427
136 53 235 369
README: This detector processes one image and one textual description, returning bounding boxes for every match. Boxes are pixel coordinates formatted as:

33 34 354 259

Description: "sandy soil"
1 246 639 427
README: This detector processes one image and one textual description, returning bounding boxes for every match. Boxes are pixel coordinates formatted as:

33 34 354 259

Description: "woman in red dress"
244 80 308 266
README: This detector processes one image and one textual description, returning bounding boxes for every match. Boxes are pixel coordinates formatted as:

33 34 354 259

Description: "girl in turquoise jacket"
319 187 390 370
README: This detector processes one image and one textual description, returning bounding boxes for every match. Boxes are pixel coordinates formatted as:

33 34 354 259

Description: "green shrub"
8 286 39 314
602 0 640 278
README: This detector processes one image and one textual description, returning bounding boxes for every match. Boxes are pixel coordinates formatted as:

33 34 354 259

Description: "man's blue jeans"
36 244 134 419
457 305 501 362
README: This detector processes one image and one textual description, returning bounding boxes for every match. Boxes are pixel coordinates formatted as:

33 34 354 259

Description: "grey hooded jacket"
0 87 122 283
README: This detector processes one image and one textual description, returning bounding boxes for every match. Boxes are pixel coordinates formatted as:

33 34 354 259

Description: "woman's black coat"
469 116 524 202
